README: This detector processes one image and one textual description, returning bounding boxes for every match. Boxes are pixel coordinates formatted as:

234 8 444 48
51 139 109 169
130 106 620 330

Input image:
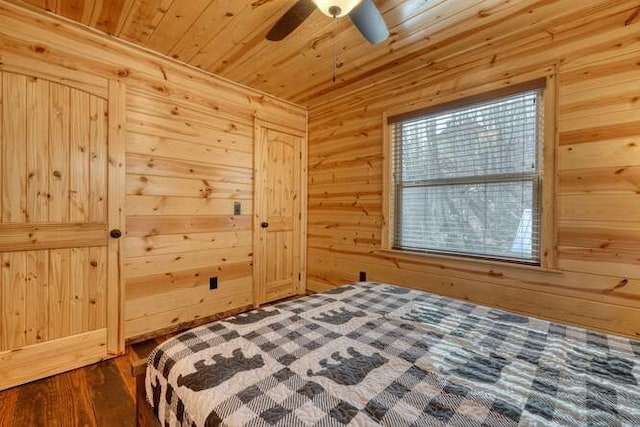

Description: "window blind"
390 88 542 264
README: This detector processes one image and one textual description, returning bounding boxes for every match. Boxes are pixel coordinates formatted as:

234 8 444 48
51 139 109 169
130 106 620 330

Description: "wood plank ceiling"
11 0 624 105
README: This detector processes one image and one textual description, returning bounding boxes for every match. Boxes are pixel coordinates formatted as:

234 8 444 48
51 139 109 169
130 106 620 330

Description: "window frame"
382 75 557 270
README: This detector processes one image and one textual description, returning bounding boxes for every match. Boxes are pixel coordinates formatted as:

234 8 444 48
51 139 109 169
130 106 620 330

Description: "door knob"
110 229 122 239
260 222 269 228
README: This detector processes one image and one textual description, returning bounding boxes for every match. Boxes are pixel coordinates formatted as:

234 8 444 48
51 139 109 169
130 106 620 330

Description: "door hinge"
300 152 302 160
299 212 301 220
298 273 301 281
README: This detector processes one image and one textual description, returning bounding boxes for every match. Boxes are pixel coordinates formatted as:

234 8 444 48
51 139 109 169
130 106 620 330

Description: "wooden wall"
0 1 306 341
307 3 640 338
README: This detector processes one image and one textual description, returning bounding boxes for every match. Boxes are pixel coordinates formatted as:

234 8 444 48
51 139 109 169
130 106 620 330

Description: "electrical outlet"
209 277 218 290
234 202 241 216
359 271 367 282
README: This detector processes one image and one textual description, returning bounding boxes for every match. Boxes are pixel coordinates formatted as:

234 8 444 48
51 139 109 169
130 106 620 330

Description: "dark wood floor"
0 336 169 427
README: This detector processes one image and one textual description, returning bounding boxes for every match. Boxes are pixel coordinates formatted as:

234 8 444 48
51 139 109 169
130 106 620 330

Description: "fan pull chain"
333 16 338 83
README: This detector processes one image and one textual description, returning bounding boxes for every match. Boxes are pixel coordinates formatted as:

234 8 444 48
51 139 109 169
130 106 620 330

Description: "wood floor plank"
13 377 57 426
0 347 140 426
0 386 17 426
8 368 96 427
113 348 137 400
84 359 135 427
62 369 98 427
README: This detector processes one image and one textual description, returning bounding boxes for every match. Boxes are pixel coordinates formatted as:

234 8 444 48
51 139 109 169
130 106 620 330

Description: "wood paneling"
307 4 640 339
124 80 259 341
5 0 624 105
0 1 306 347
2 72 28 224
118 30 302 337
0 224 107 252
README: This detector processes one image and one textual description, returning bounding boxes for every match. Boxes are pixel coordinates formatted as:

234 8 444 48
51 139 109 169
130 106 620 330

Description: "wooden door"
254 121 306 305
0 70 126 391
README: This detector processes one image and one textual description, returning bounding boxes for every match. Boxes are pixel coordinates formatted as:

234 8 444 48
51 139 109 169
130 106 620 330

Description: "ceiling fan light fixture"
311 0 363 18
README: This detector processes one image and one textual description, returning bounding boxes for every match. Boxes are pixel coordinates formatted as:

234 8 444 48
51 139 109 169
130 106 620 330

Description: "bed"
134 282 640 426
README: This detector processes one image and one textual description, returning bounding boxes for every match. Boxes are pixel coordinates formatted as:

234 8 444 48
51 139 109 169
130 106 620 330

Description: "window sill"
377 248 563 275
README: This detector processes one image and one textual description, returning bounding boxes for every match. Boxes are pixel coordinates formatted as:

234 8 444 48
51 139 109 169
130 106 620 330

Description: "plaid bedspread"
146 282 640 426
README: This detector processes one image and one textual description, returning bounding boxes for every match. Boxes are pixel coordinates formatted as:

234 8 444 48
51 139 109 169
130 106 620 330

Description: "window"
387 82 545 265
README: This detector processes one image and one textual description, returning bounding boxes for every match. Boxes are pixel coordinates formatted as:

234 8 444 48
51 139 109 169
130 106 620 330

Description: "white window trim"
381 73 558 271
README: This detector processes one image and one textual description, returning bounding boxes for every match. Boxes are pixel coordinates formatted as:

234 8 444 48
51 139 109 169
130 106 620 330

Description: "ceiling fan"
266 0 389 44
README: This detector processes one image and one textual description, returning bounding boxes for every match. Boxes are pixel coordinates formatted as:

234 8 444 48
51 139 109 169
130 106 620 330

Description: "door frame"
107 80 127 355
253 119 307 307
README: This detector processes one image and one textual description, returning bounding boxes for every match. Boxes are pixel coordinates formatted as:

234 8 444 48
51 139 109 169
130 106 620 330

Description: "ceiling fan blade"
349 0 389 44
266 0 317 41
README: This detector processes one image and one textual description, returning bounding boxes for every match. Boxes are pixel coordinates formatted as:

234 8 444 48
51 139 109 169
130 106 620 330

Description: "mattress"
146 282 640 426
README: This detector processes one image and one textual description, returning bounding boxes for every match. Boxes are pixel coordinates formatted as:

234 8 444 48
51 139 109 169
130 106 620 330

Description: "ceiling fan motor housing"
267 0 389 45
313 0 363 18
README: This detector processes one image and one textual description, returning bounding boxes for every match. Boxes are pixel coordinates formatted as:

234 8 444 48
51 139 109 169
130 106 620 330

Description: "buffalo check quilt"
146 282 640 426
